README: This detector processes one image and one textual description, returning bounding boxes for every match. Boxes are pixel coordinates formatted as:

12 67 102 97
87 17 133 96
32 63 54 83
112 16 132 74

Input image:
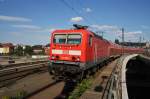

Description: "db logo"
63 50 69 54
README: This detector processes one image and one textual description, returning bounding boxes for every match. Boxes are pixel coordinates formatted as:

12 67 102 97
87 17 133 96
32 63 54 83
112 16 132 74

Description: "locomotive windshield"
53 34 66 44
67 34 81 44
53 34 81 44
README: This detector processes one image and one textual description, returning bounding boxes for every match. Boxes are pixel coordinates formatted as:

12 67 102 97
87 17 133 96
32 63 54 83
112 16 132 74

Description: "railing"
102 55 134 99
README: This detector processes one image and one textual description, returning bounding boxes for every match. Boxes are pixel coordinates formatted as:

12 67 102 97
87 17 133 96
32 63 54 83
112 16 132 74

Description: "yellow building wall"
0 47 10 54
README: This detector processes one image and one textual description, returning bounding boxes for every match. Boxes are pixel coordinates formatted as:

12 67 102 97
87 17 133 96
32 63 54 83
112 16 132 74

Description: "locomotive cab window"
89 35 92 46
67 34 81 44
53 33 81 44
53 34 66 44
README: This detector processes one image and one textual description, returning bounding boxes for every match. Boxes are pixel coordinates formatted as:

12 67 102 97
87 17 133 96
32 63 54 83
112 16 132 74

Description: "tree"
14 46 23 56
24 45 33 55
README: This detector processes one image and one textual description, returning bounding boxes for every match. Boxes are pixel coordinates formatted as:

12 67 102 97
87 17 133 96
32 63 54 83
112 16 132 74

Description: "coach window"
89 35 92 46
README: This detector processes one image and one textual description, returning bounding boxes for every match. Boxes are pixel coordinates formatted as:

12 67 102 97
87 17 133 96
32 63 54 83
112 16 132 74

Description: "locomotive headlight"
51 55 55 59
76 57 80 61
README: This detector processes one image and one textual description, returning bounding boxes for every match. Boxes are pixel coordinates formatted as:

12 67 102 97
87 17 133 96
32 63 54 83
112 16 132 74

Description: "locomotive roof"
53 29 85 33
53 29 111 44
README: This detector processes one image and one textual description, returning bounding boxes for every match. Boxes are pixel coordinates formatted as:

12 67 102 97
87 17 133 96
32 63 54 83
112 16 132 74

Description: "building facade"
0 43 14 55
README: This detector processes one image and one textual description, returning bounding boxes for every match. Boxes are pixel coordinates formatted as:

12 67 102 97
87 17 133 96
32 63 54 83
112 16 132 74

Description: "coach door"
88 35 93 63
94 43 98 63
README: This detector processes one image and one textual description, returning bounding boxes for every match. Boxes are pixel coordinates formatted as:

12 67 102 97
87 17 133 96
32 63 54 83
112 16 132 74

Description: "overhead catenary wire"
72 0 105 36
76 0 99 24
59 0 105 37
59 0 93 25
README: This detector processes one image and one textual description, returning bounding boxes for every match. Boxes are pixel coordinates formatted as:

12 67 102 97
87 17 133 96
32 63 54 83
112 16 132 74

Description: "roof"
45 43 50 47
32 45 44 50
0 43 14 47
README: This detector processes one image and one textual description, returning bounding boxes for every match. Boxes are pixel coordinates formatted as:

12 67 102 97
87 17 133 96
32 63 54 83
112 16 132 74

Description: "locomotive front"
48 29 87 78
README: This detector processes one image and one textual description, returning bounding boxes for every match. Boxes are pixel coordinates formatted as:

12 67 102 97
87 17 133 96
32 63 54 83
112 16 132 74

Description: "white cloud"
35 28 56 33
90 25 142 37
90 24 120 34
85 8 92 12
117 31 142 37
70 17 83 22
91 25 118 30
90 24 144 42
32 27 56 33
117 31 142 42
0 15 32 22
12 24 41 30
12 24 56 33
125 31 142 35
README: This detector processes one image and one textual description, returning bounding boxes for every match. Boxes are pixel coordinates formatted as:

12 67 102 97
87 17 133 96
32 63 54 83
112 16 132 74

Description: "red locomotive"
48 24 144 79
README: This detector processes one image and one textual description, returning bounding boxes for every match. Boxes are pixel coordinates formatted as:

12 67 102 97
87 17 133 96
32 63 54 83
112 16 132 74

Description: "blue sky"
0 0 150 45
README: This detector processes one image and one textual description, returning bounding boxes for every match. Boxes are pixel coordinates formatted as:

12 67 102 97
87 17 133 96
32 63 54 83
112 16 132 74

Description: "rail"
24 80 62 99
0 58 48 66
0 61 49 88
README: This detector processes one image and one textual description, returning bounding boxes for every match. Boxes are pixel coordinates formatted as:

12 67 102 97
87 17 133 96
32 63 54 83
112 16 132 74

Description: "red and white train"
48 24 144 79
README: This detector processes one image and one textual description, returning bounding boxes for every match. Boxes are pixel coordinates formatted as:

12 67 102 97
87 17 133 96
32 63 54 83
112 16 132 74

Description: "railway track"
26 80 64 99
26 57 119 99
0 59 48 69
0 56 119 99
0 61 49 88
26 77 79 99
0 71 64 99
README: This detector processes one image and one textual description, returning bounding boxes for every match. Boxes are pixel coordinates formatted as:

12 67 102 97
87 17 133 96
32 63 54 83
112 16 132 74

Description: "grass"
2 91 27 99
68 78 92 99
